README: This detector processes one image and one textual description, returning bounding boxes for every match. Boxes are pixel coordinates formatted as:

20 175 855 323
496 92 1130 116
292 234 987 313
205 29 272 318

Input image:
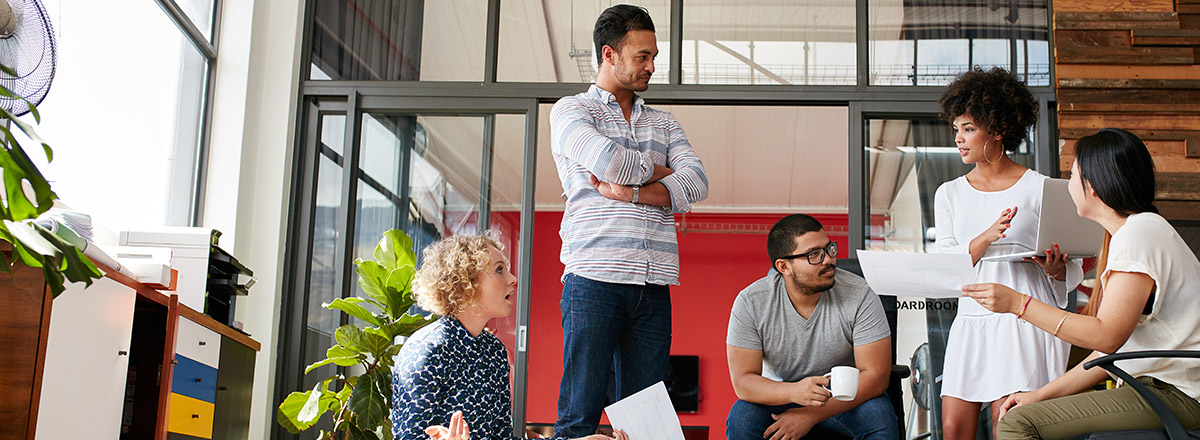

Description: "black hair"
938 67 1038 152
767 214 824 263
1074 128 1158 216
593 4 655 67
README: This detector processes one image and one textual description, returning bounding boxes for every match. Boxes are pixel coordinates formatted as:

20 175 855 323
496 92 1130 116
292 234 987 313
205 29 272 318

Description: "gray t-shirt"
726 268 890 382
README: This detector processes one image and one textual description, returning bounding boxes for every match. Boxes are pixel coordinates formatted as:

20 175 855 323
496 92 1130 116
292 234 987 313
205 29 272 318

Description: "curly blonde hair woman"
392 234 625 440
411 234 502 317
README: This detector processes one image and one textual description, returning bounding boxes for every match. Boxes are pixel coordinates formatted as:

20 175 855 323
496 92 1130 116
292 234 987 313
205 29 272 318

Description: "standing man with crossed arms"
549 4 709 438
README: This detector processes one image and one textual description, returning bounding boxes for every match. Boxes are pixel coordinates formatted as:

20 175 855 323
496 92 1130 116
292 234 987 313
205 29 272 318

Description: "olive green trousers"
996 377 1200 440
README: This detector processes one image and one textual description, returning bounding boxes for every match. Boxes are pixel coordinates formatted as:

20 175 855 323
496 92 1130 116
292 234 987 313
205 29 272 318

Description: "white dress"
935 169 1084 402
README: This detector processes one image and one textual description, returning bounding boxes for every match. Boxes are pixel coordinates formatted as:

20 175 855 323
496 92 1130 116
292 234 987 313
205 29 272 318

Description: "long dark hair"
1074 128 1157 216
1075 128 1156 316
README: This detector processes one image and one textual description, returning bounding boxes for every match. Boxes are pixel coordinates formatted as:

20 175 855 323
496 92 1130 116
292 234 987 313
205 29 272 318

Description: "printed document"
856 250 976 298
603 381 685 440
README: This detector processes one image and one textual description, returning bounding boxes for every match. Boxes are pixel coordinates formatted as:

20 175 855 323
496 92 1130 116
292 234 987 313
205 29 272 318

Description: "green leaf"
4 221 57 257
349 367 391 432
0 141 57 219
355 259 390 306
346 422 382 440
380 419 394 440
379 313 437 342
334 326 389 363
298 381 327 423
337 379 354 399
277 390 321 434
32 224 101 296
373 230 415 270
326 298 383 327
385 344 403 360
304 357 338 375
335 325 366 352
40 258 65 298
1 108 51 159
27 100 39 125
383 265 417 319
359 331 392 362
326 345 363 367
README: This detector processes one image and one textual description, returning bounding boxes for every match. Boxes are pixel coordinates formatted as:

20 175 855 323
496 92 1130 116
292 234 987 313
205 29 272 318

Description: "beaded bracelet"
1016 294 1033 320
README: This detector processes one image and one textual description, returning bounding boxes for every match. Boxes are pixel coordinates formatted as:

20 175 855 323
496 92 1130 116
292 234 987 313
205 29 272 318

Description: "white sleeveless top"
1105 212 1200 401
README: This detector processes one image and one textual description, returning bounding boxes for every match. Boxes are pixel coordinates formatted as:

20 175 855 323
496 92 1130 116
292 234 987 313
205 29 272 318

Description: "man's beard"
622 75 650 91
791 265 836 295
615 64 651 91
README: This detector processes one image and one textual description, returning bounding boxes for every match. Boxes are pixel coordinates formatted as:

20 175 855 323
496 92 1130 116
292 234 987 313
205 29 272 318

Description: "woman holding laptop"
964 128 1200 439
933 67 1084 439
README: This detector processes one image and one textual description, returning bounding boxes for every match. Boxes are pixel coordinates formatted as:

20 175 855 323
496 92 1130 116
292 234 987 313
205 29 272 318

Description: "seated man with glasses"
725 214 897 440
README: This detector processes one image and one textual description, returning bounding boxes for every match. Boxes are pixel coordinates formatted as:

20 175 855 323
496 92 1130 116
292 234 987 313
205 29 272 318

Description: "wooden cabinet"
0 258 260 440
0 258 52 440
167 317 221 439
35 277 138 439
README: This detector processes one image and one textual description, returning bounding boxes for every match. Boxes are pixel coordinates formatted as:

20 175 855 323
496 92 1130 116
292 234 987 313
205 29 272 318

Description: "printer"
119 227 253 329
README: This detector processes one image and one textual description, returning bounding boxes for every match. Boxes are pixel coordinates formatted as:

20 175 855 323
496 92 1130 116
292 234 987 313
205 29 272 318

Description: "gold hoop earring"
984 139 1002 164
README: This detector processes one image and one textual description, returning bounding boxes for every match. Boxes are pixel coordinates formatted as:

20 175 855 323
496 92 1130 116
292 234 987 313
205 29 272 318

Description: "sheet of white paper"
856 250 976 298
603 381 685 440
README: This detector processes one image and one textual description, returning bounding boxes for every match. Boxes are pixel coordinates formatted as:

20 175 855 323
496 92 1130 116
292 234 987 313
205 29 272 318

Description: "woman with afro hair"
932 67 1084 439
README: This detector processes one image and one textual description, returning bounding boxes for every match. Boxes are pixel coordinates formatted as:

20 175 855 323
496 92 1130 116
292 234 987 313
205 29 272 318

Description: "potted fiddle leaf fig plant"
277 229 437 440
0 63 102 295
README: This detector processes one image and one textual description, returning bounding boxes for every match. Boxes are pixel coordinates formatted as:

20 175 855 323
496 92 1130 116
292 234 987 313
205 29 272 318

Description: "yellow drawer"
167 393 215 439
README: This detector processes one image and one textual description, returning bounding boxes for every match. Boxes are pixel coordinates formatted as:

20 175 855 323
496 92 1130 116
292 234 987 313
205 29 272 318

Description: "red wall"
520 211 851 437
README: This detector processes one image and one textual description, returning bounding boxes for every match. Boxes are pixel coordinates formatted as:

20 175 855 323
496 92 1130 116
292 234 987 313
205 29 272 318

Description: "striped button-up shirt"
550 85 709 286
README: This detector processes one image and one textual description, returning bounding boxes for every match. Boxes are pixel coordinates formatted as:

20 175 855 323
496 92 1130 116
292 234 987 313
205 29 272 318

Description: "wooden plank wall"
1055 0 1200 220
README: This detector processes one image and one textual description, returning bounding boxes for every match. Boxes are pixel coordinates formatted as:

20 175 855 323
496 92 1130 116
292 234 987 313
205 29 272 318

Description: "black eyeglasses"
777 241 838 265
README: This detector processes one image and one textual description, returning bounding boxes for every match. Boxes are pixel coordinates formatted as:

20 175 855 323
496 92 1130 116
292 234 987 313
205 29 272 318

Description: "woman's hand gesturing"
974 206 1017 247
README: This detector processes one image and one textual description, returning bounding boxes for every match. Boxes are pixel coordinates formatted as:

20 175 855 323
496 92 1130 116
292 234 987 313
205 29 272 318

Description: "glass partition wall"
279 1 1057 439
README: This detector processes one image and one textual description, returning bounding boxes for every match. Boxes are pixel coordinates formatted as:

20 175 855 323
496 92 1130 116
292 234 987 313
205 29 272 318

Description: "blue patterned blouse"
391 317 564 440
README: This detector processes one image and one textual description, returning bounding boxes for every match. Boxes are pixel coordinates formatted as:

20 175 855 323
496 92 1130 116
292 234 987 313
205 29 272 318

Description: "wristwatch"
631 184 640 204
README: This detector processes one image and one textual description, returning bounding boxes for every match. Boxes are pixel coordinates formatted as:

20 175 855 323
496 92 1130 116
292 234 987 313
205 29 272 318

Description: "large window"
869 0 1050 86
31 0 218 228
497 0 671 83
683 2 856 85
310 0 488 81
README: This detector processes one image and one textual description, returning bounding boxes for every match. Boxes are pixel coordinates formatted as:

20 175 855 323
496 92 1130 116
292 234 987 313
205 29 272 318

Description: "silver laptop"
980 178 1105 262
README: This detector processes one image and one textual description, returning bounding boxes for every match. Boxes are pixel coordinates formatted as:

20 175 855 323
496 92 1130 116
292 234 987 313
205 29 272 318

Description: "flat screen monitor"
666 355 699 413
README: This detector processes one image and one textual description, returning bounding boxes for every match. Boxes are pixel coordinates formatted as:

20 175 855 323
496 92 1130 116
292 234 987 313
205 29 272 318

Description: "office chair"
1065 350 1200 440
838 258 911 436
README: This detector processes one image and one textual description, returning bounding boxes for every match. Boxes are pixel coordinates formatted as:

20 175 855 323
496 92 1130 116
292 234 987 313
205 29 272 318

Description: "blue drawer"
172 354 218 403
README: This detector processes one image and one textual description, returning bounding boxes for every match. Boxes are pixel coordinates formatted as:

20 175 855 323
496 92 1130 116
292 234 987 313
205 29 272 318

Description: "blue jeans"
554 274 672 438
726 395 898 440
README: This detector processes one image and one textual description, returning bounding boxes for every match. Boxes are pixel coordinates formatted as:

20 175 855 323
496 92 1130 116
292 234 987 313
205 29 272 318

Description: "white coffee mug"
823 366 859 401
